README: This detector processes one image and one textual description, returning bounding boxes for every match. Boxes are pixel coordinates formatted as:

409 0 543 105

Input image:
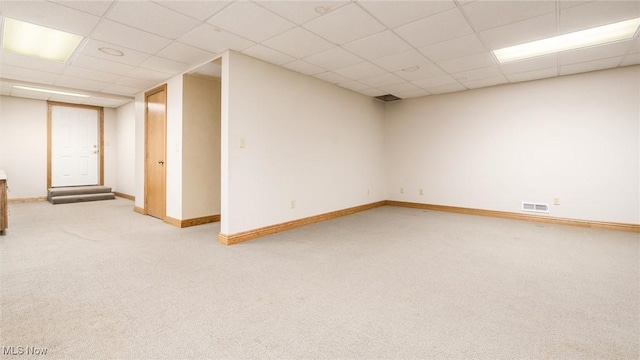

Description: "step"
48 186 112 199
50 193 116 205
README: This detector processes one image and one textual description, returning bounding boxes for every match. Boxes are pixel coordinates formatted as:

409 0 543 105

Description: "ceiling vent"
374 94 402 102
522 202 549 213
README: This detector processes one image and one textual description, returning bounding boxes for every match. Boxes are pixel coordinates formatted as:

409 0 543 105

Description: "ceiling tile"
107 1 200 40
0 52 66 74
337 81 370 91
101 83 145 97
559 40 634 65
303 3 385 45
155 1 231 21
343 30 412 60
437 52 496 73
395 8 474 48
423 83 466 95
126 67 172 82
393 63 445 81
359 72 404 87
334 62 386 80
452 65 504 82
80 40 151 67
139 56 191 74
372 50 430 72
0 64 60 84
419 34 487 63
63 66 121 83
114 77 157 89
242 45 296 66
629 38 640 54
560 1 640 33
55 75 109 92
157 42 216 65
621 53 640 67
358 88 387 97
463 75 508 89
506 67 558 82
559 1 591 9
358 0 456 28
283 60 325 75
560 57 624 76
263 27 334 59
462 0 555 32
480 13 556 50
257 1 350 25
412 75 458 89
208 1 295 42
91 20 173 54
376 82 421 94
394 89 430 99
313 71 351 84
304 47 363 70
499 54 557 74
71 54 136 76
1 1 100 35
51 0 114 16
179 24 255 54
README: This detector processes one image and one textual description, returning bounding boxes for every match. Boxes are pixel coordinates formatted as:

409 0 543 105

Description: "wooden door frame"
47 101 104 189
143 84 167 217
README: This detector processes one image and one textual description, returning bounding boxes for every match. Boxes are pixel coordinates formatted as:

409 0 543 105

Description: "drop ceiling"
0 0 638 108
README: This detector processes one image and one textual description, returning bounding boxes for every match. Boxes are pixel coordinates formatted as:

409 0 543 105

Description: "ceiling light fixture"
493 17 640 63
98 47 124 57
2 17 83 63
13 85 90 98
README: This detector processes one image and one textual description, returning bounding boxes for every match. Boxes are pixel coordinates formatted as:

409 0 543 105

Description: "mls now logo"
3 346 48 356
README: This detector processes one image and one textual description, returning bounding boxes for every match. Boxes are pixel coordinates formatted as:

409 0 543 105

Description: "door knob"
158 160 164 165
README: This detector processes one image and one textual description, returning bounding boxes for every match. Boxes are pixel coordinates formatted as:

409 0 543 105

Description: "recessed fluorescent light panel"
13 85 89 98
494 17 640 63
2 17 83 62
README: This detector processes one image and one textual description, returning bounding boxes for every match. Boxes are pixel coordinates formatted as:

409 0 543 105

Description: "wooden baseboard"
165 214 221 228
133 206 145 215
114 192 134 201
8 196 47 204
386 201 640 233
218 201 386 245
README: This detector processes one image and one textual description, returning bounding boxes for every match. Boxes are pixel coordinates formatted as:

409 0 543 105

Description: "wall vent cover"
522 202 549 213
374 94 402 102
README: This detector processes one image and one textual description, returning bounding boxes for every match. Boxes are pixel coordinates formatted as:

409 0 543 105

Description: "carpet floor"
0 198 638 359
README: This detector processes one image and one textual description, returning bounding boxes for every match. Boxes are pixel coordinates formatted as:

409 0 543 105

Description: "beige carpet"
1 198 638 359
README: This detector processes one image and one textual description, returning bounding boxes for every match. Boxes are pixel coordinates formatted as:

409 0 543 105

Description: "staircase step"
50 193 116 205
48 186 112 199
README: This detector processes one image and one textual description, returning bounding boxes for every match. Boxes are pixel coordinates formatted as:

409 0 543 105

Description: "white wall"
103 107 117 191
115 102 135 197
386 66 640 224
221 51 386 235
0 96 47 199
182 74 221 219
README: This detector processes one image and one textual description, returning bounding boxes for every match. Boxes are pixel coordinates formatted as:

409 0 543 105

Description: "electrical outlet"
400 187 404 194
290 200 295 209
240 138 246 148
553 197 560 205
419 189 424 195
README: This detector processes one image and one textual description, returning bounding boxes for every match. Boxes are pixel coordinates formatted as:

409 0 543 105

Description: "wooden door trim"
144 84 167 218
47 101 104 189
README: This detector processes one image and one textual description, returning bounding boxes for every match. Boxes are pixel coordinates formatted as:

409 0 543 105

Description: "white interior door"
51 106 99 187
